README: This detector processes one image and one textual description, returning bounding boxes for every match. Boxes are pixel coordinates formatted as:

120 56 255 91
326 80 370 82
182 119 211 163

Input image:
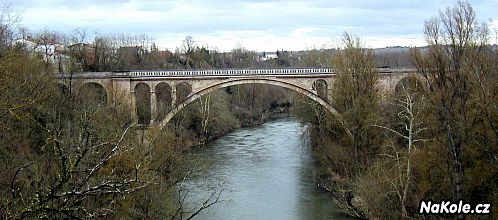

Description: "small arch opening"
156 82 172 122
395 77 424 95
313 79 328 101
176 82 192 104
135 83 151 125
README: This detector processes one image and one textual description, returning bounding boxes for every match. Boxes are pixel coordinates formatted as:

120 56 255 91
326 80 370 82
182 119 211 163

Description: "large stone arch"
75 80 112 102
78 82 108 106
156 78 341 130
394 76 425 93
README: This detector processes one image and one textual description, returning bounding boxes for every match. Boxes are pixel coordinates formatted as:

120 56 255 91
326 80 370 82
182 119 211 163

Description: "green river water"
178 117 353 220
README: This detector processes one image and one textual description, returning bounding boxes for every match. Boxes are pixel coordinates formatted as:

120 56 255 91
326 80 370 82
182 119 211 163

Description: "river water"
179 117 352 220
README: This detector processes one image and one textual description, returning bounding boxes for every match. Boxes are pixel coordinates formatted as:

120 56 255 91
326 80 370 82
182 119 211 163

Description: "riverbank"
173 102 293 148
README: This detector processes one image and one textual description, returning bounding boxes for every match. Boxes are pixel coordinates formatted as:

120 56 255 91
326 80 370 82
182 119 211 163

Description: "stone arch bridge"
57 68 417 129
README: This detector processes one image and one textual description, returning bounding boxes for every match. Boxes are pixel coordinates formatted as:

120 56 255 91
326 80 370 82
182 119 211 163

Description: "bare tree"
93 35 115 71
72 27 88 44
299 47 335 67
0 3 19 55
35 29 61 68
68 27 91 72
169 170 225 220
198 94 211 142
374 86 428 218
411 1 490 210
331 33 381 162
181 36 196 69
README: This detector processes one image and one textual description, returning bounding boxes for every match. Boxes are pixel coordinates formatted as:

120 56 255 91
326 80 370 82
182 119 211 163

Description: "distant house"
266 53 278 60
157 50 173 59
13 38 37 51
257 52 278 61
14 37 70 72
68 43 96 71
14 37 59 61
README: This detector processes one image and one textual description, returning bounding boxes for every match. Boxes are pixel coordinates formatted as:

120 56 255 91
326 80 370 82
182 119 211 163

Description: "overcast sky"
8 0 498 52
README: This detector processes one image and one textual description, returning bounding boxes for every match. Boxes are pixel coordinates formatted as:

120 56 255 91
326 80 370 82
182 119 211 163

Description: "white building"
14 38 69 72
257 52 278 61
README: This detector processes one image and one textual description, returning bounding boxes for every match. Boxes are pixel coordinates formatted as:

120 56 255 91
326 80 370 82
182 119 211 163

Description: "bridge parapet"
56 67 415 79
125 68 334 77
122 67 413 77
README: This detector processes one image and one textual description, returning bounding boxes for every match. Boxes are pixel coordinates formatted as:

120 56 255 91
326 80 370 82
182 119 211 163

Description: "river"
178 117 352 220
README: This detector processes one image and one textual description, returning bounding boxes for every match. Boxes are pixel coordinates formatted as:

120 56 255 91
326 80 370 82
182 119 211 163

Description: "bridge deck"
58 67 414 79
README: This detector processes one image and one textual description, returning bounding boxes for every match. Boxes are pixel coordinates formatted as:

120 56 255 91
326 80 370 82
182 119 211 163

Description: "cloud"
155 30 335 52
9 0 498 51
291 27 323 37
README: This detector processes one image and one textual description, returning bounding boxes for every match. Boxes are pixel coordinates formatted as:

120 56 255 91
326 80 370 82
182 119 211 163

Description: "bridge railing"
59 67 414 79
124 68 335 77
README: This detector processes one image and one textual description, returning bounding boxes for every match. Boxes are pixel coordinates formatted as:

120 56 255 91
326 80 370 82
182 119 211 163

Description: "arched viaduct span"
57 67 418 129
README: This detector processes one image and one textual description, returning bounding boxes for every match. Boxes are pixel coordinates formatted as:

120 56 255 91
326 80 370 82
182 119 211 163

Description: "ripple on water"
178 117 353 220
